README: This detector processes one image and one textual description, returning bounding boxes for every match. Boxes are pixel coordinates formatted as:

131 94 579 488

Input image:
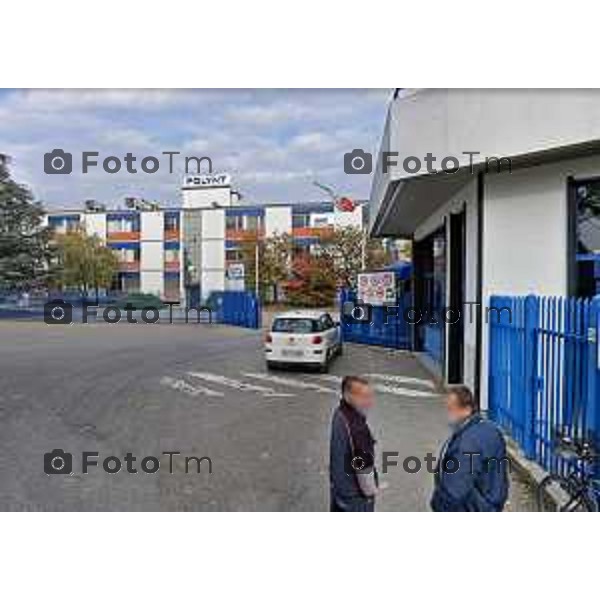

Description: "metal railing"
489 295 600 476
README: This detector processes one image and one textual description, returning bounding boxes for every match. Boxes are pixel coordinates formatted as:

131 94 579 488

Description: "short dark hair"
341 375 369 398
448 385 476 411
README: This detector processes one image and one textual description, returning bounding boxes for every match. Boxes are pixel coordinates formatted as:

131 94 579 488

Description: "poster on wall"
357 271 396 306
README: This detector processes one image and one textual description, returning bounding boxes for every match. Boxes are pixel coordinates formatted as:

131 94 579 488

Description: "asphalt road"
0 320 448 511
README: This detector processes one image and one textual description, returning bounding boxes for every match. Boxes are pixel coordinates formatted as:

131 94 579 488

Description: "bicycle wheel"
536 475 598 512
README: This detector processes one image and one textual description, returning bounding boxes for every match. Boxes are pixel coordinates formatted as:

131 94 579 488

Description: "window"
573 180 600 297
312 216 330 228
165 249 180 263
226 215 244 231
164 213 179 232
292 214 310 229
271 318 322 333
226 249 243 261
245 215 263 231
320 314 334 330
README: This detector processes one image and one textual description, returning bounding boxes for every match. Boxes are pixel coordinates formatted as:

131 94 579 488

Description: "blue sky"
0 89 390 209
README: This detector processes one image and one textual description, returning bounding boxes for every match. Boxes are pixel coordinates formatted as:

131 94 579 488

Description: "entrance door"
448 210 466 384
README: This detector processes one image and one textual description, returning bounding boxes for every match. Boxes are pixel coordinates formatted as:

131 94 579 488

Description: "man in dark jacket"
330 375 378 512
431 385 509 512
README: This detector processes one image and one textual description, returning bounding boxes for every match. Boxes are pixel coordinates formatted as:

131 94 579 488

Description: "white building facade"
47 176 366 305
370 89 600 407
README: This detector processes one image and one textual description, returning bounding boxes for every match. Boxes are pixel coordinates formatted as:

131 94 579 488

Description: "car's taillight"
312 335 323 344
265 333 272 343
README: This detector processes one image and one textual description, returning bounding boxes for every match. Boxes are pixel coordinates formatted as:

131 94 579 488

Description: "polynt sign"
183 173 231 188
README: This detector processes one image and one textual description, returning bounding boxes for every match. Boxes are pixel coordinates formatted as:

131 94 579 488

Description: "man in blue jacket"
431 385 509 512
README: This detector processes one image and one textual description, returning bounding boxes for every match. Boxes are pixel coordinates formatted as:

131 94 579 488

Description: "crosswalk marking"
365 373 437 390
187 371 295 397
242 372 337 394
311 374 439 398
162 370 440 401
160 376 224 398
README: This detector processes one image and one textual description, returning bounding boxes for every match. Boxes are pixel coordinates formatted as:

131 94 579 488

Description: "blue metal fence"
206 291 261 329
489 295 600 475
339 288 411 350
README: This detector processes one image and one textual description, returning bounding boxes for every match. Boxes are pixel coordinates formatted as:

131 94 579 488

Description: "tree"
240 232 292 302
284 253 337 307
0 154 52 291
319 226 394 289
51 228 118 298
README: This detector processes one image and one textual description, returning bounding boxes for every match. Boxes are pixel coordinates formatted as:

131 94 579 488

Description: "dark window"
573 180 600 297
292 214 310 229
271 318 322 333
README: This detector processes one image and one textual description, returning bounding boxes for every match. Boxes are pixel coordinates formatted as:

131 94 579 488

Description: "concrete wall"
265 206 292 236
479 153 600 408
140 211 163 241
182 187 232 209
140 271 163 298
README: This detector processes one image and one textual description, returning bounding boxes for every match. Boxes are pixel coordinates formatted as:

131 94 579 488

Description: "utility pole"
255 240 260 298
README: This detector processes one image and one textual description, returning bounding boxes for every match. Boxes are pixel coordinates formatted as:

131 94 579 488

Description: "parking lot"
0 320 452 511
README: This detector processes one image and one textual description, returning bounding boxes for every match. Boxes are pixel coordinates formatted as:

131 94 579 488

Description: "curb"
504 437 567 509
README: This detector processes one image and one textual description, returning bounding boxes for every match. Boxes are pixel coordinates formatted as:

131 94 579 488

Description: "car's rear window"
271 318 320 333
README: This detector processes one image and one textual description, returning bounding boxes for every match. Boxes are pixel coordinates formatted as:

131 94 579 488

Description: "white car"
265 310 343 372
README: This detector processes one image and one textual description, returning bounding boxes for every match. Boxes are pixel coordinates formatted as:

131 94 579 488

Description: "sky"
0 89 390 209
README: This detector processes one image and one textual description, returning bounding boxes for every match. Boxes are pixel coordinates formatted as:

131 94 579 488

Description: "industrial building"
46 174 366 303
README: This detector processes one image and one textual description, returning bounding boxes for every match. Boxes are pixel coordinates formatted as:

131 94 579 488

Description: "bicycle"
536 433 600 512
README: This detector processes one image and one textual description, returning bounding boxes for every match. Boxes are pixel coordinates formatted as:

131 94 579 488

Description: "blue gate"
488 295 600 475
206 291 261 329
339 288 411 350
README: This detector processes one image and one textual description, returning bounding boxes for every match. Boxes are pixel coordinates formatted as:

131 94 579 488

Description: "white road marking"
365 373 437 390
187 372 295 397
160 376 224 398
242 372 337 394
311 374 439 398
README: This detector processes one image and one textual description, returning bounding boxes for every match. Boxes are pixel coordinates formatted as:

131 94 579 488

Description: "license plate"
282 349 303 358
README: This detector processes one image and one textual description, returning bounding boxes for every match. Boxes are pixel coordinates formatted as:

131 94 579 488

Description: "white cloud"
0 89 389 208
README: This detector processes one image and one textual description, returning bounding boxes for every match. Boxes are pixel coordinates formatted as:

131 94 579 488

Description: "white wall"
140 211 163 241
265 206 292 236
183 187 232 209
479 153 600 408
333 204 363 229
84 213 106 241
201 270 225 298
140 241 163 271
140 271 163 298
201 208 225 239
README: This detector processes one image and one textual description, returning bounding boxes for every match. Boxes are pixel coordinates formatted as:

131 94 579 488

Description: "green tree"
240 232 292 302
52 227 118 298
0 154 52 291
